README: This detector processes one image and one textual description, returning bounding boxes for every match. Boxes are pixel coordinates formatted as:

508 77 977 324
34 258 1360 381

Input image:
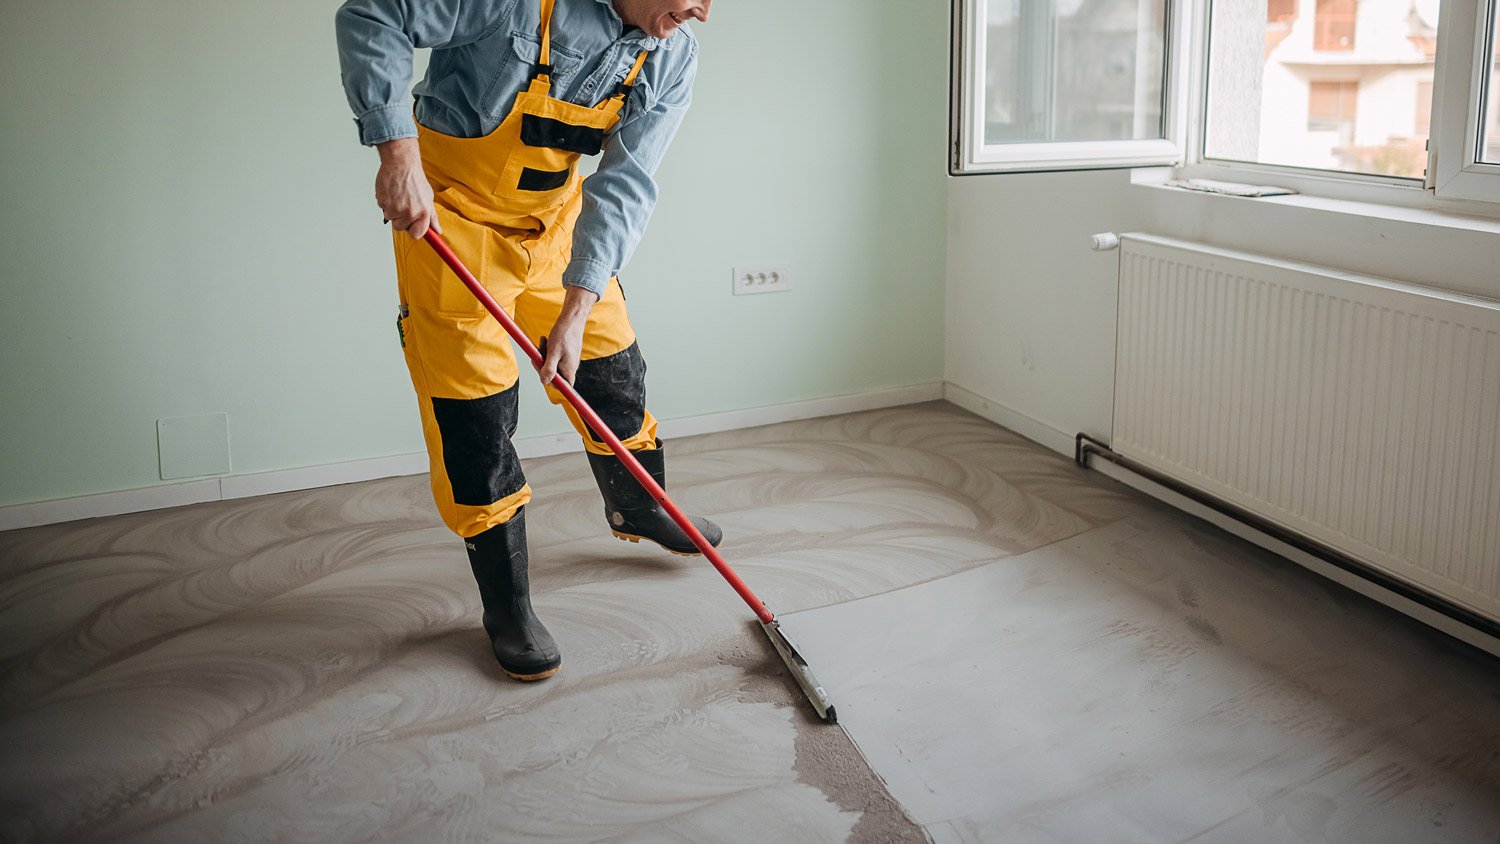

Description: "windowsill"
1131 166 1500 235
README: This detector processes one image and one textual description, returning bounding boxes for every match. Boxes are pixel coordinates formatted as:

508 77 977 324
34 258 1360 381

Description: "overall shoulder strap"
602 50 650 105
622 50 649 87
536 0 556 76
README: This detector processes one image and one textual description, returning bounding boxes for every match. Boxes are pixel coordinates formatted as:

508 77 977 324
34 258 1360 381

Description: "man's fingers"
537 337 557 383
397 207 439 239
379 198 438 237
536 337 578 387
550 352 577 386
384 210 414 233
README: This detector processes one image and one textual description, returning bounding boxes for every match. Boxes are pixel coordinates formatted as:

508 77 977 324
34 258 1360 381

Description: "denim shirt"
335 0 698 297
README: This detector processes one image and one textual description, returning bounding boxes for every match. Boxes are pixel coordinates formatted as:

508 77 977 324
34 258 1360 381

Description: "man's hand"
376 138 440 237
537 286 600 386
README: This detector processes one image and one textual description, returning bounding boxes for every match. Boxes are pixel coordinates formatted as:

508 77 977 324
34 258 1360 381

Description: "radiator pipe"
1074 433 1500 644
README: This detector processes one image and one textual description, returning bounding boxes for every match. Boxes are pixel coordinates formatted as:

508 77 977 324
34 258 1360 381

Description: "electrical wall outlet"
732 264 792 295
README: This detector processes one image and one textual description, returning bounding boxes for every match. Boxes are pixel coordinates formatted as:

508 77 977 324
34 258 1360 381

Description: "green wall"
0 1 947 508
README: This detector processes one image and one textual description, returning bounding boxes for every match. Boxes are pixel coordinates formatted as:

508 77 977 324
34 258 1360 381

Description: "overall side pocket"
423 189 491 317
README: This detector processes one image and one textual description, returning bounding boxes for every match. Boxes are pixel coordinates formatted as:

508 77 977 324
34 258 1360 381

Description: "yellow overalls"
393 0 661 538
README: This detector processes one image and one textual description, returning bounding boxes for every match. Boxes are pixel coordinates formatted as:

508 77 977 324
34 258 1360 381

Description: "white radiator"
1112 234 1500 625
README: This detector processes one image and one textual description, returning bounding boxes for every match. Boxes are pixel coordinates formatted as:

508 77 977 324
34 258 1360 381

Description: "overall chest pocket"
480 33 584 121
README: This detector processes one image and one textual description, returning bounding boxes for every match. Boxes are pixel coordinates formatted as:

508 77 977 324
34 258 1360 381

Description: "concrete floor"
1 402 1496 842
787 511 1500 843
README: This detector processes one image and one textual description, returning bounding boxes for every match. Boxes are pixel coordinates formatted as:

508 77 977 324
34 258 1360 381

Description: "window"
951 0 1500 202
1203 0 1435 180
951 0 1180 173
1427 0 1500 200
1267 0 1298 52
1313 0 1357 51
1267 0 1298 23
1307 81 1358 139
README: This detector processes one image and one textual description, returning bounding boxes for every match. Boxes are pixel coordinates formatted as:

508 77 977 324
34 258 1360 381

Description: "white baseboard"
0 479 226 534
0 382 943 532
218 452 431 502
942 383 1083 456
666 382 944 439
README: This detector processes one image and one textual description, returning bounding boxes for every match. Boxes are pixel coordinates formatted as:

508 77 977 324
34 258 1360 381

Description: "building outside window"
1205 0 1439 178
1314 0 1359 50
1307 80 1359 142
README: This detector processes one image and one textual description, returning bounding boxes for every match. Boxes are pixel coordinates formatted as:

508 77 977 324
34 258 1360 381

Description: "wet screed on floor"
1 404 1496 842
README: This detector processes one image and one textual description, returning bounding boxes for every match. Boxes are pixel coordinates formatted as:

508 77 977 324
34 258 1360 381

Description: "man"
335 0 718 683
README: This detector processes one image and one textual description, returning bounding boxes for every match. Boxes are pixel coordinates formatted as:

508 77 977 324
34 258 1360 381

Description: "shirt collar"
592 0 676 50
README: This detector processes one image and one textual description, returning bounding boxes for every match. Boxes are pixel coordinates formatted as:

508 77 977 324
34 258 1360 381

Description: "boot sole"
611 530 705 557
501 661 561 682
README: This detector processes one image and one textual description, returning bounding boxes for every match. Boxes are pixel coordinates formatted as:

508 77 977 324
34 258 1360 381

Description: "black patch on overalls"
430 384 525 506
573 342 647 445
518 167 571 191
521 114 606 155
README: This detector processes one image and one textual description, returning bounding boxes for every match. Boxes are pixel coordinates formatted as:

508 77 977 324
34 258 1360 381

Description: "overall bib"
393 0 661 539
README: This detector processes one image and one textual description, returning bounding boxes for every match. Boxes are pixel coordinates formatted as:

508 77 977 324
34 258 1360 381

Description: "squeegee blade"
760 620 837 724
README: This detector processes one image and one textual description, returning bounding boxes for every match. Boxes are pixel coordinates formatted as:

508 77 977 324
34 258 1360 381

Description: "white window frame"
1427 0 1500 202
949 0 1192 174
951 0 1500 209
1176 0 1500 208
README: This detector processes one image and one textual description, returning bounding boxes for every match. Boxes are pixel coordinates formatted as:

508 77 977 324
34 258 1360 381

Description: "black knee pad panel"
573 341 647 443
430 384 525 506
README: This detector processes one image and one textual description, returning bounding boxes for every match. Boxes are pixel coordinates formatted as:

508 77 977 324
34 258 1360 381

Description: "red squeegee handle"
422 230 775 625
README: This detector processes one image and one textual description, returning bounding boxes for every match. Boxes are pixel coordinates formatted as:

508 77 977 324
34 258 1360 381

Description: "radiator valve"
1090 232 1120 251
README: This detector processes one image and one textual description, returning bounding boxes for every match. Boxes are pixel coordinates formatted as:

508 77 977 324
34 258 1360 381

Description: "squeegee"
422 231 837 724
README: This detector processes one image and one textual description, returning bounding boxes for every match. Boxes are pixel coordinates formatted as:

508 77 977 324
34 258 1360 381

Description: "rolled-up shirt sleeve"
335 0 505 146
563 42 698 298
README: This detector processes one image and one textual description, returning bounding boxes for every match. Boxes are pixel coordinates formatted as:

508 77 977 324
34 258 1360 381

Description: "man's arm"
334 0 511 235
538 44 698 386
560 42 699 298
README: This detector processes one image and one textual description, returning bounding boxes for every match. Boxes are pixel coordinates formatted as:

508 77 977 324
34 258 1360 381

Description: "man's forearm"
377 137 421 167
560 281 601 314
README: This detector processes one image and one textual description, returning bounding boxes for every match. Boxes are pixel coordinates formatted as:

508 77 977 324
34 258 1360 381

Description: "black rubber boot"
464 508 561 681
587 442 723 556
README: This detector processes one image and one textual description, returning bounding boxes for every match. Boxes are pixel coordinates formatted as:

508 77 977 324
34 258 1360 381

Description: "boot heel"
613 530 704 556
502 662 563 682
